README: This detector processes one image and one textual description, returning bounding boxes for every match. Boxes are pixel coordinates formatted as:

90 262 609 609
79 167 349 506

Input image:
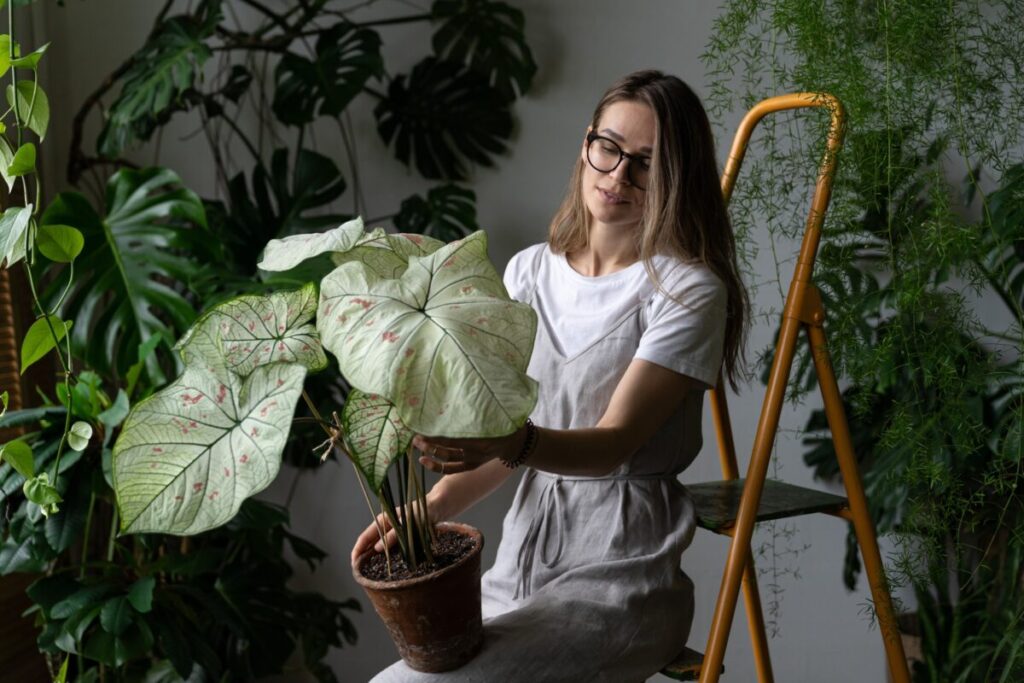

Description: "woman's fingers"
418 455 476 474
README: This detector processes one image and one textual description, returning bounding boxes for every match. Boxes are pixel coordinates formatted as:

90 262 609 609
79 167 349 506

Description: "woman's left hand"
414 428 526 475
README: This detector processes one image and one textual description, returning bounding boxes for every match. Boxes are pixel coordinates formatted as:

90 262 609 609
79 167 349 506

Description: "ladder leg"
806 324 910 683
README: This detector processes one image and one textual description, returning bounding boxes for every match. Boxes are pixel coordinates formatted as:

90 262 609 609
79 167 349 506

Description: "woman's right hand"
350 490 448 566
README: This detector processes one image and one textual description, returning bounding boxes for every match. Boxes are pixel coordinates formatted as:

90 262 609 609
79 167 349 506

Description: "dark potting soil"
361 530 477 582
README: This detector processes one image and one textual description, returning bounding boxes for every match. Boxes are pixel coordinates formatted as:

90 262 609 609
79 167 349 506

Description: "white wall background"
30 1 897 681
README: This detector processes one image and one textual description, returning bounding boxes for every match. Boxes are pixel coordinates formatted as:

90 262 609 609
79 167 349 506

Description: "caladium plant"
112 217 537 569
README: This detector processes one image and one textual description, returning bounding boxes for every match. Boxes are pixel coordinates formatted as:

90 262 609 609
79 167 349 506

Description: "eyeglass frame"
584 132 651 190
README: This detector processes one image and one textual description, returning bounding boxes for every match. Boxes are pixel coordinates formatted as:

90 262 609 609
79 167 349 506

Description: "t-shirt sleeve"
502 244 543 303
634 266 728 388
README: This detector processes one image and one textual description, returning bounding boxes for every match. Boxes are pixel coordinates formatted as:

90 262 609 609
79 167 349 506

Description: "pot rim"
352 521 483 591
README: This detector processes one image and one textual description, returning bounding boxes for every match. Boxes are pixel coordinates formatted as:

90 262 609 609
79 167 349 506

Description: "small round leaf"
68 421 93 452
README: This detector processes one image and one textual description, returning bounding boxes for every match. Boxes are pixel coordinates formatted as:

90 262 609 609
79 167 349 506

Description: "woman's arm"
417 358 700 477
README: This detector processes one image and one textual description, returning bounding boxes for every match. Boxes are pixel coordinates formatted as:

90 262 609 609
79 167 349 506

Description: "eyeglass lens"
587 136 649 190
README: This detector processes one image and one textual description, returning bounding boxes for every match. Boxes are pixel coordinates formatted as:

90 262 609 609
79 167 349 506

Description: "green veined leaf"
175 284 327 377
5 80 49 140
394 184 478 242
23 471 62 516
1 439 33 478
97 11 217 157
41 167 211 378
7 141 36 176
258 217 382 272
20 315 71 374
68 421 93 451
113 361 307 535
431 0 537 100
273 22 383 127
36 224 84 262
319 231 537 437
10 41 48 69
330 232 446 280
341 390 414 491
374 57 514 181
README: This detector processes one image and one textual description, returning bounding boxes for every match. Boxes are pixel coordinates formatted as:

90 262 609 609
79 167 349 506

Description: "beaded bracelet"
501 418 537 469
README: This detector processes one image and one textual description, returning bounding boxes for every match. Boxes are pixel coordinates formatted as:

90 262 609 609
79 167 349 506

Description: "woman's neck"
567 221 640 277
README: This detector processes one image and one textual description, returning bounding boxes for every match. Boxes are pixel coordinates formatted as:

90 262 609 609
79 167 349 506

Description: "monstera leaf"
432 0 537 101
97 6 219 157
273 22 383 126
341 390 414 491
318 231 537 437
394 184 478 242
374 57 513 180
113 287 324 535
42 167 213 378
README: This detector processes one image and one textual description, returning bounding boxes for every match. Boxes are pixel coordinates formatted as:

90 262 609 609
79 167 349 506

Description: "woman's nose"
609 158 632 185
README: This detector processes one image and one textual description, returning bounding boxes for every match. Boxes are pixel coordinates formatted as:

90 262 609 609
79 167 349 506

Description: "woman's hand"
351 492 448 565
414 428 526 475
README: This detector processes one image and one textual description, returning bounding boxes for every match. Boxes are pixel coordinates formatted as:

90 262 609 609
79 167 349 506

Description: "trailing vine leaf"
7 141 35 176
9 41 48 69
20 315 71 374
97 5 219 157
5 80 49 140
36 224 84 262
113 361 307 535
41 167 213 378
394 184 478 242
273 22 383 126
24 472 62 516
175 284 327 377
374 57 513 180
0 204 33 267
341 389 414 491
0 136 15 189
68 421 93 451
432 0 537 101
319 231 537 436
0 439 33 478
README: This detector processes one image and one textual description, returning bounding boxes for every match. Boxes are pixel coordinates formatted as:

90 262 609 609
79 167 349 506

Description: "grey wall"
34 1 894 680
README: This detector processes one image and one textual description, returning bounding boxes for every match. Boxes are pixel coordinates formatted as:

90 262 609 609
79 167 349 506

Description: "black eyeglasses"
585 132 651 190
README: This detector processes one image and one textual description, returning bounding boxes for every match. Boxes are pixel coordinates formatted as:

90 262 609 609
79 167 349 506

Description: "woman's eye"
638 158 652 171
600 143 619 155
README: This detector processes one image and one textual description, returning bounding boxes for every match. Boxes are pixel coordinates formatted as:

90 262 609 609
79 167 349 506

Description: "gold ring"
440 461 446 475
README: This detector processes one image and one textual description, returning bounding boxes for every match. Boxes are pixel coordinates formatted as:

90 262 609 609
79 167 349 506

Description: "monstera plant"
112 218 537 566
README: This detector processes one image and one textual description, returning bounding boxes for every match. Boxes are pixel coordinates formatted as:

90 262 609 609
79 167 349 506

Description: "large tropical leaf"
318 231 537 437
431 0 537 101
113 288 324 535
341 389 414 491
374 57 513 181
394 184 478 242
41 167 213 379
206 148 348 276
257 217 382 272
273 22 383 126
97 3 220 157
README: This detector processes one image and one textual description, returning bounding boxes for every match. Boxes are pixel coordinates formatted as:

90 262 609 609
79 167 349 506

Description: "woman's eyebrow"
598 128 653 155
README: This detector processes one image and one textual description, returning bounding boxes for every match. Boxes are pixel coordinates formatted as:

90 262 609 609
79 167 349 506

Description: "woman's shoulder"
502 242 548 301
649 254 726 296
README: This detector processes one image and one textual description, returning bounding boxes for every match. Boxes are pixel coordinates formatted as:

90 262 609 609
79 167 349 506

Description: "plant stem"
355 13 431 27
79 491 96 580
106 508 119 562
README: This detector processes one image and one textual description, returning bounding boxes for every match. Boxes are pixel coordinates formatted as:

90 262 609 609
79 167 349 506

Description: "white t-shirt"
503 243 727 387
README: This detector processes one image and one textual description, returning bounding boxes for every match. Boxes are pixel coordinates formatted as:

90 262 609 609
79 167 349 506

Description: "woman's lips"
598 187 628 204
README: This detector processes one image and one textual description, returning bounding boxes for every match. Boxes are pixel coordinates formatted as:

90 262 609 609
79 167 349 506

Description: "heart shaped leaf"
175 283 327 377
341 389 414 491
374 57 513 181
432 0 537 101
273 22 383 126
257 217 382 272
319 231 537 437
113 361 307 535
330 232 446 279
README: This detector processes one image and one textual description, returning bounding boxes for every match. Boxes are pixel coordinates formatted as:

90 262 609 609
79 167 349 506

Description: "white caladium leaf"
330 232 445 278
319 231 538 437
175 283 327 377
257 216 386 271
341 389 414 491
113 362 307 535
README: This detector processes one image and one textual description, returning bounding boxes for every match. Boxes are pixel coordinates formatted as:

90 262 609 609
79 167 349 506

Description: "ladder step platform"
688 478 848 533
661 646 719 681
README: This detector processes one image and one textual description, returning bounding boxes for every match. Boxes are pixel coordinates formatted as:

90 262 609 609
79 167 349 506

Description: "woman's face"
580 99 656 232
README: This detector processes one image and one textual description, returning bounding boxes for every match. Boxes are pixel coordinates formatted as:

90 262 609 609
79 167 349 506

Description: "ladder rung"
661 646 721 681
688 478 849 533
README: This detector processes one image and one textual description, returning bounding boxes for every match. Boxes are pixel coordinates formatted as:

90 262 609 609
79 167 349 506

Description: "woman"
354 70 748 682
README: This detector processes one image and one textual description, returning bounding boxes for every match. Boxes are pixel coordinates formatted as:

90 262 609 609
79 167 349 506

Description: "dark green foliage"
394 184 478 242
375 57 514 180
705 1 1024 677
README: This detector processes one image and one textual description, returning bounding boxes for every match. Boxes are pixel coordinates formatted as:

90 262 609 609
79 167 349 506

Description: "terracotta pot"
353 521 484 673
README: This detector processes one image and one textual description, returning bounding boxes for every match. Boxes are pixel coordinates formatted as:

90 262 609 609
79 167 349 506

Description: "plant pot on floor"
353 522 485 673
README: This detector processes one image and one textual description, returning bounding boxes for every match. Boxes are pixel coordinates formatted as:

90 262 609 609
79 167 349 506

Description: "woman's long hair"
548 70 749 389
